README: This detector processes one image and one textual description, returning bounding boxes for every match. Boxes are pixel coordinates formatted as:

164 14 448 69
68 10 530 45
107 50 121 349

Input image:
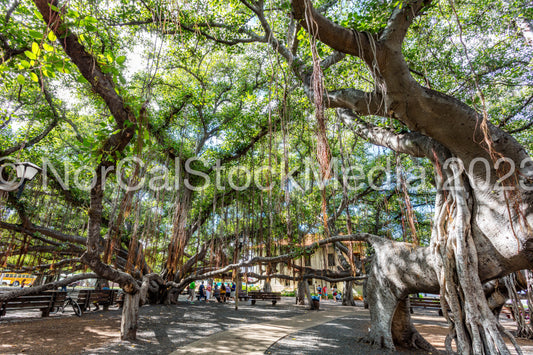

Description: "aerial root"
497 322 523 355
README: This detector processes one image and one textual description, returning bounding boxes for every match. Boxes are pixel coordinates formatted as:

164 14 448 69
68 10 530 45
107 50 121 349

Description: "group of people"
187 281 237 303
316 284 342 302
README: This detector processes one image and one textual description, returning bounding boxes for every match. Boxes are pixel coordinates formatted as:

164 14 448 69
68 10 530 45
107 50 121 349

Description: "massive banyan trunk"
431 161 520 354
364 157 530 353
290 0 533 352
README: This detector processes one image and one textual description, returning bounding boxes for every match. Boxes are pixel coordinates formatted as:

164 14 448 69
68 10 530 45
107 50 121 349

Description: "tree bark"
235 276 241 310
121 291 140 341
263 279 272 292
297 280 306 305
304 279 316 310
342 280 355 306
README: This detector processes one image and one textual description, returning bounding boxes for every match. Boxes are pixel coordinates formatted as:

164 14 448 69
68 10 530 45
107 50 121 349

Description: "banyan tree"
1 0 532 353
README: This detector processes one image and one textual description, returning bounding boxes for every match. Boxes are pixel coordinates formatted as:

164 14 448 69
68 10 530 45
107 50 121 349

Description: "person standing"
316 284 322 300
226 283 231 301
220 283 226 302
214 283 221 302
206 282 212 302
231 282 236 300
323 285 328 301
332 286 338 303
188 281 196 303
199 281 205 301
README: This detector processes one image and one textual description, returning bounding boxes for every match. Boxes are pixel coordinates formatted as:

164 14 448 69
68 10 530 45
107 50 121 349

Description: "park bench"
0 290 67 317
76 289 118 312
409 296 444 316
237 292 250 301
248 291 281 305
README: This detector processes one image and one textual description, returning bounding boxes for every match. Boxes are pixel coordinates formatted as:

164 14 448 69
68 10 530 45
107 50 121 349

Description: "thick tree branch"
33 0 141 293
337 108 443 158
33 0 136 156
327 89 385 115
176 233 379 288
0 273 97 301
245 271 366 284
380 0 432 47
0 220 86 245
291 0 371 59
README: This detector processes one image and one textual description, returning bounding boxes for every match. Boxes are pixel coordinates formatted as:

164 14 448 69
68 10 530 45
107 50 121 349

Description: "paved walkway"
170 304 355 354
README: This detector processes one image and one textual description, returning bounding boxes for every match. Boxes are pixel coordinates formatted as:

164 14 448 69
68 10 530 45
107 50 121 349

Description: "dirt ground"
0 301 532 355
0 310 122 354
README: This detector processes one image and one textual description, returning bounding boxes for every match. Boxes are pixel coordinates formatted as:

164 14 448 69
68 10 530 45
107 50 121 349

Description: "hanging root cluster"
433 160 522 355
504 272 533 339
304 0 331 182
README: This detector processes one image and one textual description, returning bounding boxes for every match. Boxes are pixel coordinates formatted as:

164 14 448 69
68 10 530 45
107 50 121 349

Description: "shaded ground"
0 298 532 354
0 298 307 355
267 305 533 355
0 309 121 355
265 310 424 355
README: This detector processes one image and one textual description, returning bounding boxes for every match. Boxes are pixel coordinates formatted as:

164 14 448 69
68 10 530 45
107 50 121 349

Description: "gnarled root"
392 299 438 352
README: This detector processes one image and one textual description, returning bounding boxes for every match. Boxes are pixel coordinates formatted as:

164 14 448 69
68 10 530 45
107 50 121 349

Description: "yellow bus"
0 273 37 286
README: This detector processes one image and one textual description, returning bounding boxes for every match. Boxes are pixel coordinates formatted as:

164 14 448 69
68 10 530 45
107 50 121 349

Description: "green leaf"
17 74 25 85
20 60 31 68
55 63 71 74
29 30 43 40
85 24 97 32
32 42 41 55
24 51 36 60
85 15 97 23
33 9 43 20
30 72 39 82
77 75 88 83
116 55 126 65
43 43 54 52
48 31 57 41
67 9 80 18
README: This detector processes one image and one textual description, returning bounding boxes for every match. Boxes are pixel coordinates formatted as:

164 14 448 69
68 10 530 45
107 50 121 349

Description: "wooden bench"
248 291 281 305
76 289 117 312
0 290 67 317
409 297 443 316
237 293 251 301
